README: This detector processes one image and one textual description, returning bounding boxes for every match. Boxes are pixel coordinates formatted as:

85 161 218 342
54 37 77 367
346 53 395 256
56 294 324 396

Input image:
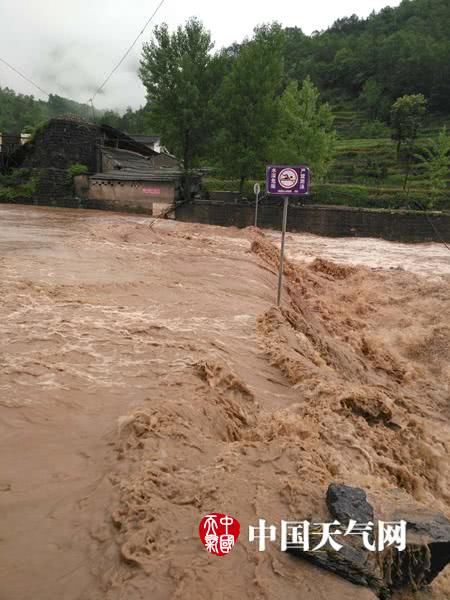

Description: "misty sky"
1 0 400 112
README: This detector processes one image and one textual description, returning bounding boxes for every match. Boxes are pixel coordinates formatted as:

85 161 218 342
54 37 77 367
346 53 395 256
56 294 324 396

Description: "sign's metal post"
266 165 310 307
253 182 261 227
277 196 289 307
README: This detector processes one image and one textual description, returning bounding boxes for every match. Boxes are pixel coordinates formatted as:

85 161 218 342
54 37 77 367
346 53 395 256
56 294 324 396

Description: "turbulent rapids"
0 205 449 600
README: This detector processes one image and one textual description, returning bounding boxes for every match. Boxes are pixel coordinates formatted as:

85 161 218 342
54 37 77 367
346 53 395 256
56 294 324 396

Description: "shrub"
310 184 450 211
0 168 33 187
311 184 369 207
360 120 390 138
203 177 265 197
0 169 38 200
201 179 450 211
67 163 89 178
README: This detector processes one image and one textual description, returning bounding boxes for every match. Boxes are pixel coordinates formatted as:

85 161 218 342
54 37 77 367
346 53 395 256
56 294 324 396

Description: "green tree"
359 79 385 120
0 87 49 133
390 93 427 189
140 18 214 201
47 95 92 121
99 109 123 130
215 24 284 194
270 78 336 182
415 126 450 202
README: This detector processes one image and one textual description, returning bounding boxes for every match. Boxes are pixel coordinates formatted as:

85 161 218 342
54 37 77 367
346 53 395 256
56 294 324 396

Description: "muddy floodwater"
0 204 449 600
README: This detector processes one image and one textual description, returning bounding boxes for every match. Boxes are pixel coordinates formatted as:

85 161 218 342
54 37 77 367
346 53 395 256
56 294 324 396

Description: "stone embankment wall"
175 199 450 243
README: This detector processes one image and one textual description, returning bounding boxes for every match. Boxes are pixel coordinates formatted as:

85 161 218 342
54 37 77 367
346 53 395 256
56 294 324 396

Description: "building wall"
36 168 74 201
23 118 99 172
86 178 175 214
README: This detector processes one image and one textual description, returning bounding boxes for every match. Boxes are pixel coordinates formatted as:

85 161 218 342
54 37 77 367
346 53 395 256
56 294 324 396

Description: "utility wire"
0 57 51 97
88 0 167 105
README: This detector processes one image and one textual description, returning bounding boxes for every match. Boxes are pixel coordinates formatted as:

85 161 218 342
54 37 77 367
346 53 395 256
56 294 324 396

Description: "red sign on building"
143 187 161 196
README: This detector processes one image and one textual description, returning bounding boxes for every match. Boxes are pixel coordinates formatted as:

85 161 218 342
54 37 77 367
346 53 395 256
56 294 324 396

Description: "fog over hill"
1 0 400 110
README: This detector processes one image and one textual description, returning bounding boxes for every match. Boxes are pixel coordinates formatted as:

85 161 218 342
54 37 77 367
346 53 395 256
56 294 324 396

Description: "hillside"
0 89 93 133
0 87 152 136
331 104 450 189
284 0 450 115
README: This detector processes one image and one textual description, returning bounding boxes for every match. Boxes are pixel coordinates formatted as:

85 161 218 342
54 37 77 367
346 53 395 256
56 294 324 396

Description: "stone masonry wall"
23 118 99 172
176 199 450 243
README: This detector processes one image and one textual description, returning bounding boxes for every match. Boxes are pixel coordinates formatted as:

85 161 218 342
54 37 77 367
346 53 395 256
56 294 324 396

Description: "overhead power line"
0 57 51 97
88 0 167 105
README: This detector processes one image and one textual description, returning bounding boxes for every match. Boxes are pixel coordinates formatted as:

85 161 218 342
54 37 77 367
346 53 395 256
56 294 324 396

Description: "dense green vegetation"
270 78 336 181
0 168 37 201
212 24 286 193
0 91 91 133
1 0 450 208
140 18 217 200
66 163 89 178
283 0 450 115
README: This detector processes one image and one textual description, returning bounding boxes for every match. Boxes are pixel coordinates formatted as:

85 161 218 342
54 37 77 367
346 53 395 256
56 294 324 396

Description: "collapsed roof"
95 147 182 182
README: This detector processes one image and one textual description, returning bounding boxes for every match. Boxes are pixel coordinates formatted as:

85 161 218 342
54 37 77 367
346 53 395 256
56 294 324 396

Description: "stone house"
10 115 183 214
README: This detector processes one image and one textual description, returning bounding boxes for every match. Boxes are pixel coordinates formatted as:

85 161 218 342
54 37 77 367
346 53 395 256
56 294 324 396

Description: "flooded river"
0 204 449 600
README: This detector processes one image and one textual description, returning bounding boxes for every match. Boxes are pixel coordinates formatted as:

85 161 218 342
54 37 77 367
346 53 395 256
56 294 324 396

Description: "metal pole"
277 196 289 306
254 192 259 227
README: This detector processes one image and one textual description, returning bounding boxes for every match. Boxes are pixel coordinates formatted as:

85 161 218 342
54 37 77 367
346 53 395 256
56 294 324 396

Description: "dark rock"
287 540 389 599
287 487 449 598
384 509 450 589
327 483 375 525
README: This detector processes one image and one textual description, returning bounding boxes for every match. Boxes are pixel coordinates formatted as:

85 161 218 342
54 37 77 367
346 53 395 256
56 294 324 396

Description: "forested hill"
0 87 150 135
0 91 94 134
1 0 449 135
283 0 450 117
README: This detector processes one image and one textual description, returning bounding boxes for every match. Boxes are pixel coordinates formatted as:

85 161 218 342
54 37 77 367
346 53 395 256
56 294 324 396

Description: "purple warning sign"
266 165 310 195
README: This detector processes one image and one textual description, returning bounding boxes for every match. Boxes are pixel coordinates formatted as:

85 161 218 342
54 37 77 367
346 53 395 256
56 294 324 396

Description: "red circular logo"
199 513 241 556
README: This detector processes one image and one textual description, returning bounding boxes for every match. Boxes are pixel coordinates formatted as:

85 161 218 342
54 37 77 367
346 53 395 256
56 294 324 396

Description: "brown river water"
0 204 449 600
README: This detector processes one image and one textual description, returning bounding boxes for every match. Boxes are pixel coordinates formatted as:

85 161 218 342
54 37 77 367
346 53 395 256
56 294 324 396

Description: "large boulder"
383 508 450 590
287 485 450 598
326 483 375 525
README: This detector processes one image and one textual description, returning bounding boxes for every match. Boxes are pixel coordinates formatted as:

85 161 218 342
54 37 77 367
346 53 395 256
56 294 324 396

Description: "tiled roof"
91 170 181 182
95 147 182 182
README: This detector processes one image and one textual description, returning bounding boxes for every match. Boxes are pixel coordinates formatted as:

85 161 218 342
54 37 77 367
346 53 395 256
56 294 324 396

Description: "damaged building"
9 115 187 215
0 132 31 170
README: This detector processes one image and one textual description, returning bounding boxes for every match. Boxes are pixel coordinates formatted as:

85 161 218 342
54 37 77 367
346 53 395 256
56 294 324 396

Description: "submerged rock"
288 487 450 598
326 483 375 525
383 509 450 590
287 541 389 599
